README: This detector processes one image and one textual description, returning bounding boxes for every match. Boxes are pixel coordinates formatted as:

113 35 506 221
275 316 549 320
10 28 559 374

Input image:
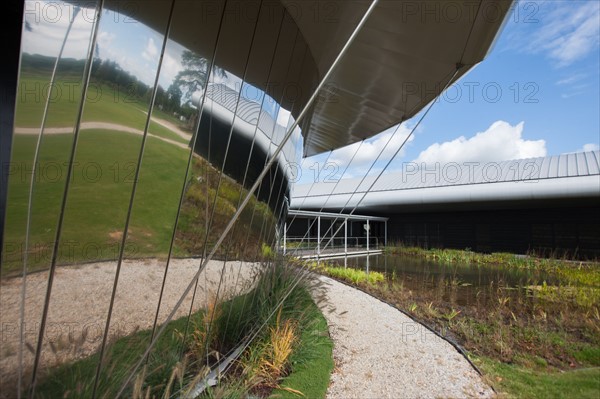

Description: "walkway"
291 247 382 260
14 119 190 150
316 275 494 398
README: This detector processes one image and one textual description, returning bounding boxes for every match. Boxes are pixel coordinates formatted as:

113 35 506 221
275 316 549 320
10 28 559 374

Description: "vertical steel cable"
284 140 365 259
242 41 307 265
208 6 288 353
259 149 334 255
241 112 301 327
223 68 463 373
17 5 82 397
307 68 461 254
28 1 105 396
287 124 398 257
90 1 177 396
312 0 484 252
149 0 230 343
227 26 307 338
179 0 267 354
116 1 380 393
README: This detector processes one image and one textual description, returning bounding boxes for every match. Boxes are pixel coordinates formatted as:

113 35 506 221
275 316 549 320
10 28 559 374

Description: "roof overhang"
95 0 513 156
287 209 388 222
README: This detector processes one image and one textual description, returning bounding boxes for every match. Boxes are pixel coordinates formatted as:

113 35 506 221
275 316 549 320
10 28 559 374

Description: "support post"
317 216 321 258
344 218 348 268
283 222 287 255
385 220 388 247
307 218 310 251
366 220 370 252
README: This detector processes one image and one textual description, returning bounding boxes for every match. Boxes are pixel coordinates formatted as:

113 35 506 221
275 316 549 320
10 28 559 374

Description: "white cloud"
96 31 116 54
527 2 600 67
294 122 416 184
22 1 97 58
142 37 158 61
329 123 414 170
414 121 547 164
157 48 183 87
580 143 599 152
556 73 586 86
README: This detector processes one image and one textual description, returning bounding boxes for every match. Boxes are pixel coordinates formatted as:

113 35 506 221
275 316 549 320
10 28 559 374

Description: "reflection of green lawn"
2 131 189 274
15 75 189 144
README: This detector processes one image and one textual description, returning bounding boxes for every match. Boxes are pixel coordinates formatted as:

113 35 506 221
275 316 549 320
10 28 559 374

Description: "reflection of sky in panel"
23 1 183 88
23 1 300 153
22 1 97 59
94 8 164 86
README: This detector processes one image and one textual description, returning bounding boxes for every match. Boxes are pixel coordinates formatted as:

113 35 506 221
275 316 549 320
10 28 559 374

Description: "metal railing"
283 236 381 256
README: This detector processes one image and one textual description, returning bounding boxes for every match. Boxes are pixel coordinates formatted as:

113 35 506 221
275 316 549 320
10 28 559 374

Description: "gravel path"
14 121 189 149
316 275 494 399
2 261 493 398
0 258 257 397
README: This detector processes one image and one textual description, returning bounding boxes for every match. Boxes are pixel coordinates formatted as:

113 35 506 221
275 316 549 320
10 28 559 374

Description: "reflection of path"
317 275 494 399
14 122 190 150
140 111 192 141
0 258 258 397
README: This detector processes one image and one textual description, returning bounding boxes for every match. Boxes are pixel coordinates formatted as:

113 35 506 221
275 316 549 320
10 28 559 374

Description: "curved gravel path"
316 275 494 399
14 121 189 149
0 258 257 398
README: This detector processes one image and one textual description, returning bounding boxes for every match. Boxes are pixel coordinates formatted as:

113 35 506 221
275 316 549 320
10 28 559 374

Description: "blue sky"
297 0 600 183
420 0 600 156
22 1 599 186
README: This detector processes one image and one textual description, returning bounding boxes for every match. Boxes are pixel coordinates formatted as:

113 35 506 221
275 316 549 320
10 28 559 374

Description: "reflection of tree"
155 84 182 114
172 50 227 104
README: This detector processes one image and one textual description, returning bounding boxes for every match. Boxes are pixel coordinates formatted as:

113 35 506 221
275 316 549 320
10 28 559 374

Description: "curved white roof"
291 151 600 211
98 0 513 157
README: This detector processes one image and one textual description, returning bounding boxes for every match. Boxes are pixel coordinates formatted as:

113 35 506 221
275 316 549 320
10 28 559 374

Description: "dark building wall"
383 204 600 259
286 217 387 248
0 1 24 249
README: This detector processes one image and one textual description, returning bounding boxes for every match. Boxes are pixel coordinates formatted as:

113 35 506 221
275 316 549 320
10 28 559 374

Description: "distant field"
2 131 189 274
2 73 275 275
3 130 275 275
14 74 190 144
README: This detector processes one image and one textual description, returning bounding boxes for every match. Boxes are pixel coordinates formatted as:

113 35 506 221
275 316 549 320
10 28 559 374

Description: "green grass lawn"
270 305 334 399
475 356 600 399
15 74 190 144
34 266 334 399
2 130 190 274
3 73 274 275
35 307 191 398
2 124 274 273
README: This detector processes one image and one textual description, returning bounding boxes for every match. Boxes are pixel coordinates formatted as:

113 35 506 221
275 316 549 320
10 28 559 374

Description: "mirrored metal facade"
1 1 511 397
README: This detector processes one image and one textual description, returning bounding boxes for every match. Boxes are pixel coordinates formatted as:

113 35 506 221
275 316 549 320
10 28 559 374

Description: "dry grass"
186 291 223 363
258 308 298 388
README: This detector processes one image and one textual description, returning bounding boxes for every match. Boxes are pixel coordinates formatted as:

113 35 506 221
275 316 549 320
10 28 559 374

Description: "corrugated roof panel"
358 175 377 192
528 158 540 181
577 152 589 175
456 163 473 185
472 162 486 184
373 173 395 191
557 154 569 177
292 151 600 205
539 156 551 179
405 169 425 189
547 155 559 178
501 160 518 182
567 153 578 177
586 151 600 175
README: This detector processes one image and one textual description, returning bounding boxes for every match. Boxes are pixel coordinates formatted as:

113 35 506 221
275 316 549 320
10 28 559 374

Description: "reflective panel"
1 1 99 396
0 0 429 396
27 0 173 396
